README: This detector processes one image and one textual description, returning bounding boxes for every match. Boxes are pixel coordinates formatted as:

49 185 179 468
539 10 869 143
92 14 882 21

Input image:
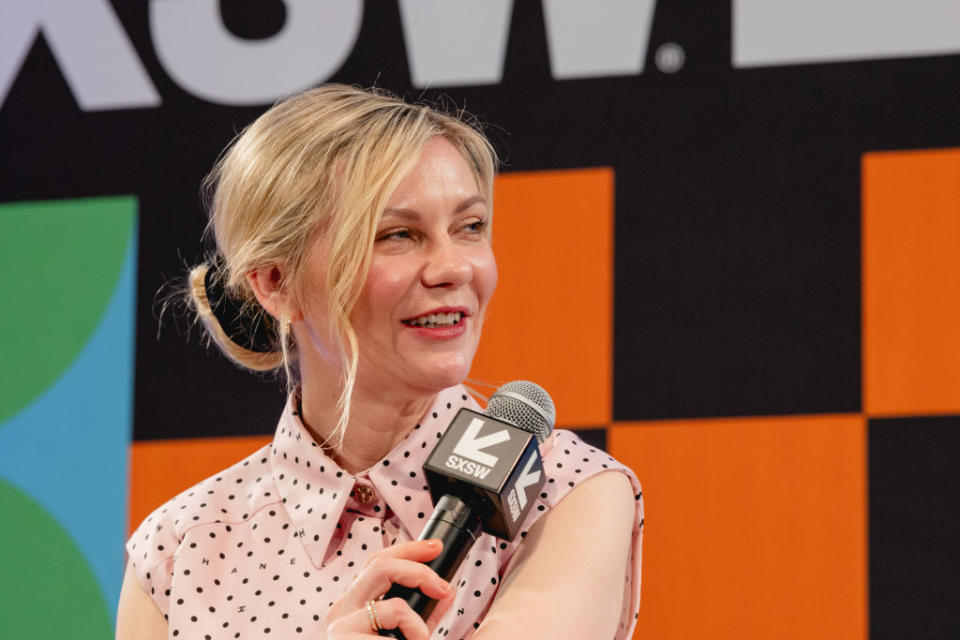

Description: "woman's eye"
462 219 488 234
377 228 412 242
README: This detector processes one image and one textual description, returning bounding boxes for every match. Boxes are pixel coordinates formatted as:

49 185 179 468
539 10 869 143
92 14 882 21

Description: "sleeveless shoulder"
125 443 277 616
494 429 644 638
538 429 641 509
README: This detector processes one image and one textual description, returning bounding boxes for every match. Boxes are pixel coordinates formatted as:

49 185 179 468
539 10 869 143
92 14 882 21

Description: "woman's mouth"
401 311 464 328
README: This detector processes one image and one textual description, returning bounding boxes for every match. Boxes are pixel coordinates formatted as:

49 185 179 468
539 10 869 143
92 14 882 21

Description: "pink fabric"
127 384 644 639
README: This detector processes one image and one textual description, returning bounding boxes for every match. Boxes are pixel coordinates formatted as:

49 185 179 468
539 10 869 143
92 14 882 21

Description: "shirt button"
352 485 375 504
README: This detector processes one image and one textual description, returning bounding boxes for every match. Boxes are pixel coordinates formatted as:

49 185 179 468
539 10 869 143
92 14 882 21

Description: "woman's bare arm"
116 561 168 640
474 470 636 640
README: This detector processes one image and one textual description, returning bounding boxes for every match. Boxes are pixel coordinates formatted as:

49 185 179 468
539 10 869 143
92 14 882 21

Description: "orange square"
609 414 867 640
470 168 613 426
128 435 271 535
863 148 960 416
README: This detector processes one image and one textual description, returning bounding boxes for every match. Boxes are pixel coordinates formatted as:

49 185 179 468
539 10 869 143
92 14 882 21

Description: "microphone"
378 381 555 638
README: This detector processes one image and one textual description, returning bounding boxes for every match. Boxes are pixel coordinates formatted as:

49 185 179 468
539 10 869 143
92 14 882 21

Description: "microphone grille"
486 381 555 443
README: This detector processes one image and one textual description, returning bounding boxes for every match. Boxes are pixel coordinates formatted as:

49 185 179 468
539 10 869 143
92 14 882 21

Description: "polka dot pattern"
127 385 643 638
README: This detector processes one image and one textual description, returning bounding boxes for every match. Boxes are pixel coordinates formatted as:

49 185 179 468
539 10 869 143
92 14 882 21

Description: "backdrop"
1 1 959 638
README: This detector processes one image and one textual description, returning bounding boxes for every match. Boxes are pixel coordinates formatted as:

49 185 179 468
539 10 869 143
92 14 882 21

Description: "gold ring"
365 600 382 632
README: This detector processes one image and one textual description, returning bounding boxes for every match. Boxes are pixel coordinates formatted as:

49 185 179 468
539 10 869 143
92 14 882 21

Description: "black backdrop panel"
613 147 861 420
869 416 960 639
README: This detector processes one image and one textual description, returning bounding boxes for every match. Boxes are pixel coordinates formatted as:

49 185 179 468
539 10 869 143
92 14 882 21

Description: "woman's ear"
246 266 303 322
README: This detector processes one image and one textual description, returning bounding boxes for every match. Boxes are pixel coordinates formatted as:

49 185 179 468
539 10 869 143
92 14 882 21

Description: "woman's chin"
408 359 472 393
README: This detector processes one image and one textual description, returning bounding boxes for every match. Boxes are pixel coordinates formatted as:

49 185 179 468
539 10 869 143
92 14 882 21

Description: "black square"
613 149 861 420
869 415 960 638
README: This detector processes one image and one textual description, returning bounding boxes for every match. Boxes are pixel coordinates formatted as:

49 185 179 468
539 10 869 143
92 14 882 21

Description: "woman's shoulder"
489 428 643 563
136 444 277 540
538 428 642 506
125 442 279 608
484 429 644 639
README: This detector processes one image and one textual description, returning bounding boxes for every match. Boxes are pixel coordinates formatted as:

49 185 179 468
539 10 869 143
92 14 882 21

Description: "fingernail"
439 580 452 594
425 538 442 548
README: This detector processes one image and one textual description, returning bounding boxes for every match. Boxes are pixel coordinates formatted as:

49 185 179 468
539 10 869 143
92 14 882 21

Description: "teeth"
406 312 463 327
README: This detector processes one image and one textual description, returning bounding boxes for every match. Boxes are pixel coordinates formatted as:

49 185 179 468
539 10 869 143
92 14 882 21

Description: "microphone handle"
378 494 483 638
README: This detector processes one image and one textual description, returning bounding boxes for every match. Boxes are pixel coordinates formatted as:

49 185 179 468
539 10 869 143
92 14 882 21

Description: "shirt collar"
270 385 480 565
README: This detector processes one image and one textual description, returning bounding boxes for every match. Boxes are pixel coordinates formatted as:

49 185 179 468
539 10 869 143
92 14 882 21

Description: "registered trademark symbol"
655 43 685 73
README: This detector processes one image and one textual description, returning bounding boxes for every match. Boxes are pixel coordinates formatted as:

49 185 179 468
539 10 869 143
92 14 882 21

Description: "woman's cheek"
476 247 498 305
361 260 414 310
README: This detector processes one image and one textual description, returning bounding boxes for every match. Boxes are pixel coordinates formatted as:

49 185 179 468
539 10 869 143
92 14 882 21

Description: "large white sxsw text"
3 1 958 111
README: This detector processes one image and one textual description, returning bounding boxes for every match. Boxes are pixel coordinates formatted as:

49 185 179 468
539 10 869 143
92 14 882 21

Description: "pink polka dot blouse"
127 385 644 639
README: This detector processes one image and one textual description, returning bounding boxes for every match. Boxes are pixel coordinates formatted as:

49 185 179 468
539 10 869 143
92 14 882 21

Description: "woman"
117 85 643 639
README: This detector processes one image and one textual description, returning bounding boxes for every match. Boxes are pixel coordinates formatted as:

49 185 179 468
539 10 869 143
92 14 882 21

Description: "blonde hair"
189 84 498 446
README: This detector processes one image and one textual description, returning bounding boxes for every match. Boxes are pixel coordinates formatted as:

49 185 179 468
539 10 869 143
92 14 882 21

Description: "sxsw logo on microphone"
446 417 510 480
506 455 541 522
427 410 522 492
446 417 543 520
424 408 546 540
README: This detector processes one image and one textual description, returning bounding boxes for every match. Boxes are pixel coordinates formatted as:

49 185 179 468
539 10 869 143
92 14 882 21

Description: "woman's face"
301 136 497 396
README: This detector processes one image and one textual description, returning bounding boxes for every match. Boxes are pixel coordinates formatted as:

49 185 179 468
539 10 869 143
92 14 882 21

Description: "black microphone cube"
423 408 546 541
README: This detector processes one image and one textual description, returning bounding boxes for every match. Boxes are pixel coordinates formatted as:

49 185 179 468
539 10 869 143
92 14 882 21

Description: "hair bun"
202 264 276 353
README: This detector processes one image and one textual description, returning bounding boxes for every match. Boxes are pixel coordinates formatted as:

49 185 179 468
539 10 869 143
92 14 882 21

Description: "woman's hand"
326 539 455 639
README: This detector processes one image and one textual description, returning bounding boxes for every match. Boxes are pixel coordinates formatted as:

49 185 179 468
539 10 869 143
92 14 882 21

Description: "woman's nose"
421 239 472 288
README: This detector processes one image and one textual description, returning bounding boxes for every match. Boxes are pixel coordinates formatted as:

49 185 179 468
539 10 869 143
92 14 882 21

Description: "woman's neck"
297 373 436 475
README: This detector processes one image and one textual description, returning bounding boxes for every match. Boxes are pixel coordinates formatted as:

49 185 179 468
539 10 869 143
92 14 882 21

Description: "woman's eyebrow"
380 207 420 221
382 195 487 221
454 194 486 213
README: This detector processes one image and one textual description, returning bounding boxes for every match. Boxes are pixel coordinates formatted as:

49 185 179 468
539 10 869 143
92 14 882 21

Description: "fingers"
336 555 452 615
326 597 439 640
361 538 445 566
327 598 431 640
377 598 433 639
328 539 450 620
